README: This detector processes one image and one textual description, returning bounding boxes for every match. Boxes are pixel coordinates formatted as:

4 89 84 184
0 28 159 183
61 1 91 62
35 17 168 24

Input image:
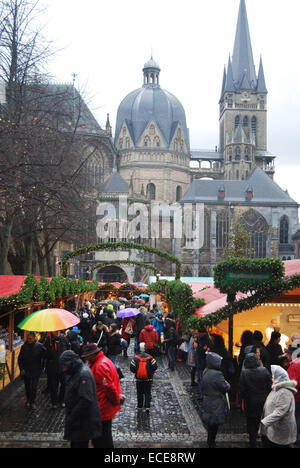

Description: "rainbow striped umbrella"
18 308 80 332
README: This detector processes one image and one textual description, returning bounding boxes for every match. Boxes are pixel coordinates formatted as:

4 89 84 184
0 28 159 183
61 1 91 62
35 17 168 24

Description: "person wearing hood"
81 343 125 448
88 321 108 355
163 313 178 371
202 352 231 448
239 353 272 448
60 350 102 448
18 332 46 410
139 320 159 356
66 330 82 356
260 365 298 448
152 312 164 344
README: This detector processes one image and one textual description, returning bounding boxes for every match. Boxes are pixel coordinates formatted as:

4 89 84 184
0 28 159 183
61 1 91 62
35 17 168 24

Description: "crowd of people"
17 296 300 449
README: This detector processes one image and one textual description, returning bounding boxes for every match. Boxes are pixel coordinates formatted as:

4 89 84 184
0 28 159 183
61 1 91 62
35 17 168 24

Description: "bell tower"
219 0 270 180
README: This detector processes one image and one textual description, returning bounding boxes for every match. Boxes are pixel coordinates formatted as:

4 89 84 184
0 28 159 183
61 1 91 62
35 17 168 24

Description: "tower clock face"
242 91 250 102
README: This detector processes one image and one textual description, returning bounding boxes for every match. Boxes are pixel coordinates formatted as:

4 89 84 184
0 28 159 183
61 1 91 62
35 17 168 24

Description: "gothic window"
216 210 229 248
235 115 240 128
280 216 289 244
251 116 257 135
176 186 182 202
243 116 248 127
147 183 156 200
244 146 249 161
154 136 160 147
125 137 130 148
228 147 232 161
235 147 241 161
144 136 150 147
239 209 269 258
119 138 123 149
149 124 155 136
204 210 211 248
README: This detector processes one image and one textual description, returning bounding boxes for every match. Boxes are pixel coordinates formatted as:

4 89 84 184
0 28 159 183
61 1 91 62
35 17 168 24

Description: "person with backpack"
130 342 158 413
139 320 159 356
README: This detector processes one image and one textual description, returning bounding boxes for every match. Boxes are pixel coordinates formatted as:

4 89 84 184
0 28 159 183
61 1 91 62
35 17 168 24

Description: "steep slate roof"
231 0 257 90
101 170 129 193
181 167 299 206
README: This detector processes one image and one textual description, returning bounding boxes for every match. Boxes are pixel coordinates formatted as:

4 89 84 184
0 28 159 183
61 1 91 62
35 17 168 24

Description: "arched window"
239 209 269 258
147 183 156 200
204 210 211 248
280 216 289 244
244 146 249 161
176 186 182 202
235 147 241 161
216 210 229 248
235 115 240 129
243 116 248 127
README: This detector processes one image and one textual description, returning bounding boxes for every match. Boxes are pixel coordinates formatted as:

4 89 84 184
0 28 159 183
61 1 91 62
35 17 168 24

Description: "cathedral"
93 0 299 282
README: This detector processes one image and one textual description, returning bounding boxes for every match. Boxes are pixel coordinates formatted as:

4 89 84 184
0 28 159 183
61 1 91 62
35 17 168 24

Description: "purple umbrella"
116 308 141 318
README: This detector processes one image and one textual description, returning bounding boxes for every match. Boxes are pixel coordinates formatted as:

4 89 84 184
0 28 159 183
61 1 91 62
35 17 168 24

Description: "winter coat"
134 312 146 337
60 351 102 443
107 331 122 356
67 331 81 356
239 353 272 418
260 365 298 446
152 314 164 336
266 341 284 367
44 334 70 374
195 334 210 371
139 325 158 350
130 352 158 381
287 357 300 403
164 318 178 347
187 337 196 368
202 352 231 426
121 318 134 340
88 351 122 421
18 340 45 378
88 325 108 354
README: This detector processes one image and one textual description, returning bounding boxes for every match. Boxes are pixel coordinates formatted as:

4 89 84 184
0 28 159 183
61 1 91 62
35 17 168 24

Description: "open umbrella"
116 308 141 319
18 308 80 332
139 294 150 299
108 300 121 306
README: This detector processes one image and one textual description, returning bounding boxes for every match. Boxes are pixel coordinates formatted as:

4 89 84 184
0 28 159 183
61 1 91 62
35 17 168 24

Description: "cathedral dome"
115 58 189 151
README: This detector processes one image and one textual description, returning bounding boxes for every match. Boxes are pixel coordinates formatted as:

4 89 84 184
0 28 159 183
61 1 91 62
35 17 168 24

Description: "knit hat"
81 343 101 360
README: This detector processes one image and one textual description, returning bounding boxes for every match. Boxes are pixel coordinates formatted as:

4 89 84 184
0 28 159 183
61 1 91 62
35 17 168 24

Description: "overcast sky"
41 0 300 204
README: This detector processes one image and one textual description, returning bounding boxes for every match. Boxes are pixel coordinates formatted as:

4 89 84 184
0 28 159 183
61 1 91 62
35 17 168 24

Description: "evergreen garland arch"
62 241 181 279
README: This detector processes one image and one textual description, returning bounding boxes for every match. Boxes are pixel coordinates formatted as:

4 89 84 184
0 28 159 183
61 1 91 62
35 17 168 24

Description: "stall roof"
0 276 148 298
195 260 300 318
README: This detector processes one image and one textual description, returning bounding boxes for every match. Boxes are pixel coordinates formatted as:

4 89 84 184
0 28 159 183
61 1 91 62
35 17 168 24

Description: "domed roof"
143 57 160 70
115 59 189 150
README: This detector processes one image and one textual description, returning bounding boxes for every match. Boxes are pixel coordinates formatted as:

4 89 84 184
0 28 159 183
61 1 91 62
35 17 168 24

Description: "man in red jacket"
81 343 126 448
139 320 159 356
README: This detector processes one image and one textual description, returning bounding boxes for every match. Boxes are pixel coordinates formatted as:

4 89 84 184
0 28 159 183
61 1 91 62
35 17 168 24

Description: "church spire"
257 56 268 93
231 0 257 91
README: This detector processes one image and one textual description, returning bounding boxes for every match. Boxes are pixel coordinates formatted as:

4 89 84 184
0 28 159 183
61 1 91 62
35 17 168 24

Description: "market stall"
0 274 99 391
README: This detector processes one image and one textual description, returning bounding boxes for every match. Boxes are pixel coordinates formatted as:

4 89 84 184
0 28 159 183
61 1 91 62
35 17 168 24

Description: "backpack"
135 355 152 380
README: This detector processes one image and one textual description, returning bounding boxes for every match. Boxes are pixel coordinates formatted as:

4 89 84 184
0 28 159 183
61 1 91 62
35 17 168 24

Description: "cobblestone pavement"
0 347 265 449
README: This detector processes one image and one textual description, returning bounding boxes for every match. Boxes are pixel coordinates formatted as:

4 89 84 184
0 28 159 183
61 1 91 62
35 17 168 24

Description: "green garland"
149 280 205 326
91 260 160 279
196 269 300 328
0 274 99 314
62 242 181 280
214 257 285 295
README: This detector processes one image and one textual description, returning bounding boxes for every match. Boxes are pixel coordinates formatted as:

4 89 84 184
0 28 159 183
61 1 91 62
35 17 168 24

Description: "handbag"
124 319 133 335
